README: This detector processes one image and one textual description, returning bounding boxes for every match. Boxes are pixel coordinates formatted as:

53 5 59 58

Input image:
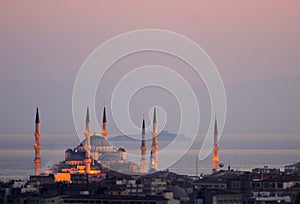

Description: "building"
143 178 168 195
44 106 139 182
193 188 242 204
285 162 300 175
252 166 281 175
193 178 227 190
27 195 62 204
61 193 180 204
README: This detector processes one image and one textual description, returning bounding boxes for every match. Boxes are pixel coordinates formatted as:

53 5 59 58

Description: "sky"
0 1 299 138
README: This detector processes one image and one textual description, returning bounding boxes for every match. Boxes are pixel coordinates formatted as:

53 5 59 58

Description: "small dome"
80 135 113 147
66 152 85 161
165 185 187 199
65 148 74 160
65 149 73 153
118 148 126 152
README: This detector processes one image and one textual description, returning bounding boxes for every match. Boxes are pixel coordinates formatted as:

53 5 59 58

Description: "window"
272 183 276 188
263 183 269 188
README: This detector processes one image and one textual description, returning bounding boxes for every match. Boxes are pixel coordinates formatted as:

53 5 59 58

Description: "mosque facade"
42 107 138 182
33 105 161 183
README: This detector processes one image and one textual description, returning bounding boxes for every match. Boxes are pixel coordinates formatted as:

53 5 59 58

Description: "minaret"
151 106 158 171
212 117 219 171
140 118 147 173
149 150 153 170
101 107 108 139
34 107 41 176
84 107 91 174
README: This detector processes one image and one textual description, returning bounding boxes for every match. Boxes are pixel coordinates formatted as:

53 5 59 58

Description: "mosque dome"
118 147 126 152
80 135 113 147
99 153 120 161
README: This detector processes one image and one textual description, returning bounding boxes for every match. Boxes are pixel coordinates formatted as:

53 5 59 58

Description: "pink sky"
0 1 299 135
1 1 299 83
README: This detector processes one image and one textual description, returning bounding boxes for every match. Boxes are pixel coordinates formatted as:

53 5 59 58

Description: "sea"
0 134 299 181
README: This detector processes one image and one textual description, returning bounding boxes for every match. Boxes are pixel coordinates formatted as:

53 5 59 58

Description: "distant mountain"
110 130 189 142
110 135 134 142
157 130 189 141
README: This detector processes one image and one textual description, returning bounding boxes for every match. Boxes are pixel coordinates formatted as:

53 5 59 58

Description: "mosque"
33 105 159 182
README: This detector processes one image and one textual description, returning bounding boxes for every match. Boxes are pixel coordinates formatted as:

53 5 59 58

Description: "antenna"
196 155 198 177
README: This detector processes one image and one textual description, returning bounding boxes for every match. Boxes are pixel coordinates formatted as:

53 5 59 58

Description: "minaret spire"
142 118 146 147
86 107 90 123
35 107 40 123
84 107 91 174
101 106 108 139
140 117 147 173
34 106 41 176
214 116 218 145
212 116 219 172
151 106 158 171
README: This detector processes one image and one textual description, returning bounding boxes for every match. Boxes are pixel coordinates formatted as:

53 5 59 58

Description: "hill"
109 130 189 142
